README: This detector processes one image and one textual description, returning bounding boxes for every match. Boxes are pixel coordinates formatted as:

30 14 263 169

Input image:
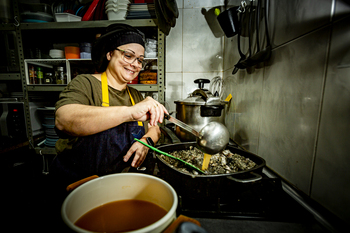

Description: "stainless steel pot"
174 79 228 141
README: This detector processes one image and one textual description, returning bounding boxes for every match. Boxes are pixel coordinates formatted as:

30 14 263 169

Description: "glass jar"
55 66 66 84
44 72 53 84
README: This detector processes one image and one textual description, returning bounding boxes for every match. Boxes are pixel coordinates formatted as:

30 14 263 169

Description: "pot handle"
66 175 99 192
226 172 262 183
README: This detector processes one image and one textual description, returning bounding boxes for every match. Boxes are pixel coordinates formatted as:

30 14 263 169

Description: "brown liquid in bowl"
75 199 168 233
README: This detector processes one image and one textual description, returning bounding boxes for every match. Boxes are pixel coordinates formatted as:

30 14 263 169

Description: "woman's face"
106 43 145 83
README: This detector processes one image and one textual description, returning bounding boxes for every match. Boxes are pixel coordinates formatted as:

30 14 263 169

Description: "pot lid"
174 79 228 106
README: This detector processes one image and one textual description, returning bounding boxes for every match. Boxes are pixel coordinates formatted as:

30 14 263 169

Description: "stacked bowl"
105 0 130 20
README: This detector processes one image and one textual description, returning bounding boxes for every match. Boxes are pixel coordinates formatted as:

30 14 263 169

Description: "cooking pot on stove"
174 79 228 141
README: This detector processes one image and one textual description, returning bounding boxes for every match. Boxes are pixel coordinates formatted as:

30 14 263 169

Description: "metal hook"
238 1 247 13
13 16 20 27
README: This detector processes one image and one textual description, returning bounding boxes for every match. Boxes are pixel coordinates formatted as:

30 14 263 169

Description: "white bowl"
61 173 178 233
106 9 127 20
49 49 64 58
105 3 129 9
106 0 130 4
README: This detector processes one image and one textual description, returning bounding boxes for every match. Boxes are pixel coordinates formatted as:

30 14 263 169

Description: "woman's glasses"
116 48 146 69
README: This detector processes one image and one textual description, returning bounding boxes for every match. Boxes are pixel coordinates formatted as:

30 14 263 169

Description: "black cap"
92 23 145 72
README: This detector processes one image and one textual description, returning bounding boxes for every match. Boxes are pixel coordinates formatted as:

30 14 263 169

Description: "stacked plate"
126 3 155 19
105 0 130 20
37 107 59 147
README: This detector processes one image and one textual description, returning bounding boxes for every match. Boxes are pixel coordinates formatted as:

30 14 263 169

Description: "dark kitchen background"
1 0 349 232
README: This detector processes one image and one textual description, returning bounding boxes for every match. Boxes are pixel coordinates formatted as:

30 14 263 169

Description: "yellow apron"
101 72 143 126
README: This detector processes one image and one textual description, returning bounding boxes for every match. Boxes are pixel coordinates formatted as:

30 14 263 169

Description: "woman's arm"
123 124 161 167
55 104 132 136
55 96 167 137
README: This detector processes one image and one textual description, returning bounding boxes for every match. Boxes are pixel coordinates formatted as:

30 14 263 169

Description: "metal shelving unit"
1 0 165 171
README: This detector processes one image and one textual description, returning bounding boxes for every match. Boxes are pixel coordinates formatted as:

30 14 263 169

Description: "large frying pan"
154 142 266 198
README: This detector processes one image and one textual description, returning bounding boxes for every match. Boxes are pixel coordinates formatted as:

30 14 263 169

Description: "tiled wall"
165 0 225 113
165 0 350 224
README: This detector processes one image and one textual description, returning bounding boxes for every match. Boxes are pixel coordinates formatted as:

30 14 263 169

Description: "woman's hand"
130 97 168 126
123 139 149 167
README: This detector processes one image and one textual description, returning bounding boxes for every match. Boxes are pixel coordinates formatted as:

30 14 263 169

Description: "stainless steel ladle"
164 114 230 154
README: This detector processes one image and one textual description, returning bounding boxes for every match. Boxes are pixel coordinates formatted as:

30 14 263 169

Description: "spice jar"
44 72 53 84
55 66 66 84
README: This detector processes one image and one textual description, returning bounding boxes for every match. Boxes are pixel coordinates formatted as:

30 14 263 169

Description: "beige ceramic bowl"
61 173 178 233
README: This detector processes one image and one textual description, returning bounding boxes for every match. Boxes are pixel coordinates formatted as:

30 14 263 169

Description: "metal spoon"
164 114 230 154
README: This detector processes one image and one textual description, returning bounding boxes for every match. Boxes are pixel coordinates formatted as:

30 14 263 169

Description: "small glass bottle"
37 67 43 84
29 65 35 84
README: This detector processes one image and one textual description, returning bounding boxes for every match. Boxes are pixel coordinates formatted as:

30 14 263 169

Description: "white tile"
176 0 183 9
165 72 183 113
166 9 183 73
184 0 224 8
183 8 224 73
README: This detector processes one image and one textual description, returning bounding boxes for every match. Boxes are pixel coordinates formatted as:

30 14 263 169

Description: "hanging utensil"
164 114 230 155
165 0 179 18
236 0 255 69
247 0 271 65
158 0 176 27
217 6 240 38
232 12 247 74
155 0 171 35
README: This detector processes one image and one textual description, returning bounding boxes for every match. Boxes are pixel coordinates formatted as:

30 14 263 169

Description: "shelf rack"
1 0 165 170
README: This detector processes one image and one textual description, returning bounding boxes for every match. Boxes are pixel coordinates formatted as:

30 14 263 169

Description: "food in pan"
158 146 256 175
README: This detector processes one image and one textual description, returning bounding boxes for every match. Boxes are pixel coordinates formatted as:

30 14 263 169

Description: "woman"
51 23 167 185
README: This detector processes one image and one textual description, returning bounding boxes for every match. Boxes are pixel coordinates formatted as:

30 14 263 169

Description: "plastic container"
65 46 80 59
55 13 82 22
79 42 92 53
80 52 91 59
106 9 127 20
61 173 178 233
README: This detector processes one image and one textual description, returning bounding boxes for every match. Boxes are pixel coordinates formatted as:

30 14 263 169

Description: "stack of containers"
105 0 130 20
37 107 59 147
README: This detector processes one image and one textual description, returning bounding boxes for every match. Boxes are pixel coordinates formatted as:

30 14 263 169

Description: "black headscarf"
92 23 145 72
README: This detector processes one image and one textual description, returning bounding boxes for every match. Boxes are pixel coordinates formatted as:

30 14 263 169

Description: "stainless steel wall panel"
311 16 350 223
334 0 350 20
182 8 224 73
222 68 263 154
270 0 332 46
258 27 330 194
